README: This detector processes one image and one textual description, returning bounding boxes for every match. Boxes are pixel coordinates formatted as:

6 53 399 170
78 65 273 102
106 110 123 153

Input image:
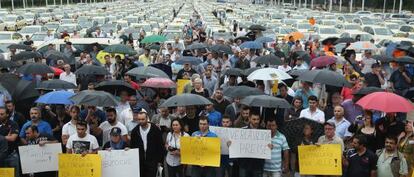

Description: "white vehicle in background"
31 32 52 47
293 23 314 33
38 13 53 23
0 32 23 40
23 13 36 25
0 40 21 60
4 15 27 31
355 11 372 17
19 25 48 37
43 22 60 33
339 31 373 42
56 24 84 37
363 25 394 42
383 23 401 34
314 26 340 40
335 23 362 33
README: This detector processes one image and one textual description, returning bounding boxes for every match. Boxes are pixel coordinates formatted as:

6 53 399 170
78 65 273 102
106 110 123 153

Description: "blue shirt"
191 130 218 137
19 120 52 138
207 110 222 126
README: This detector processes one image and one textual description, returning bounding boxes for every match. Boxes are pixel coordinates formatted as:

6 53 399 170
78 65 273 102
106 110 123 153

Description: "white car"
0 32 23 40
19 25 48 37
4 15 27 31
315 26 340 40
363 26 394 42
339 31 373 42
56 24 83 37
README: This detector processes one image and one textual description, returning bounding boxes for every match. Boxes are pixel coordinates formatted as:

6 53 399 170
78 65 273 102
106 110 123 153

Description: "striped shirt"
263 131 290 172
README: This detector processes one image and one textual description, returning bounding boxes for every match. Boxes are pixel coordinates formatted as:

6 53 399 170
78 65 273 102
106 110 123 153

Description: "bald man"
327 106 352 139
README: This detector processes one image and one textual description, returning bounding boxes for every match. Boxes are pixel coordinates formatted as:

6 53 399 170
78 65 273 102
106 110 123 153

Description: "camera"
168 146 178 152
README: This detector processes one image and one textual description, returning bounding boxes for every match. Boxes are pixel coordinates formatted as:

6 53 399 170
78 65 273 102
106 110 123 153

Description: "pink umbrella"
141 78 176 88
356 92 414 113
310 56 336 67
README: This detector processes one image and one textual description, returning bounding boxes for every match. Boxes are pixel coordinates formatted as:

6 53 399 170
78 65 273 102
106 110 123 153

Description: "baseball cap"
132 107 147 114
110 127 122 136
371 63 381 68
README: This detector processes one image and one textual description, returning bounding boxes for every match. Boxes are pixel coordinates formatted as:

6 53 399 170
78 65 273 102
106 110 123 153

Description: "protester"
165 119 189 177
263 118 289 177
327 106 352 139
0 107 20 177
344 135 378 177
66 120 99 155
20 107 53 144
97 108 128 145
103 127 128 150
376 136 408 177
299 95 325 124
317 122 345 151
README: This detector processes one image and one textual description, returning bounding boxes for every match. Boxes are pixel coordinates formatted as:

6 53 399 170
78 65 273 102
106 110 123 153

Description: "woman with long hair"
165 119 189 177
398 120 414 176
350 110 377 152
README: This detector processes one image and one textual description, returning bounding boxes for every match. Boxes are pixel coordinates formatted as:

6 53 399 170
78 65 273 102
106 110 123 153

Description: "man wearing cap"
97 108 128 146
364 63 385 88
317 122 345 152
126 107 142 135
103 127 128 150
130 108 164 177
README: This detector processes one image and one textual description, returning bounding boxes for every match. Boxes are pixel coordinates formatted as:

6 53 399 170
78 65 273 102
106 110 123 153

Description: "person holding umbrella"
389 64 412 96
191 78 210 98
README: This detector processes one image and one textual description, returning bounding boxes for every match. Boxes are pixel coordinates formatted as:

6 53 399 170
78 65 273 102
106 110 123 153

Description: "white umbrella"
247 68 292 81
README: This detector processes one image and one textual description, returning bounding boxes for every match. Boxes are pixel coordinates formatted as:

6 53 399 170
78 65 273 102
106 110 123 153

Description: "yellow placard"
180 137 221 167
298 144 342 175
58 154 102 177
0 168 14 177
176 79 191 95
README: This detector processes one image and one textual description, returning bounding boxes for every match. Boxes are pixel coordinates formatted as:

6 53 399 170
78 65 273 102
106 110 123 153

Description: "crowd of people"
1 7 414 177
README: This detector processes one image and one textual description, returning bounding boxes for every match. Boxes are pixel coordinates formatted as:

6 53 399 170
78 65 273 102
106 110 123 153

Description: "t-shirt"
0 120 19 153
27 133 56 145
264 131 290 172
20 120 52 138
66 134 99 154
364 72 381 88
98 121 128 145
346 149 378 177
62 121 90 136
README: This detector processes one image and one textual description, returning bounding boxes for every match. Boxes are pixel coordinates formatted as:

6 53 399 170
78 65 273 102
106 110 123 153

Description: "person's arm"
66 149 73 154
402 71 412 84
283 150 289 173
376 72 385 86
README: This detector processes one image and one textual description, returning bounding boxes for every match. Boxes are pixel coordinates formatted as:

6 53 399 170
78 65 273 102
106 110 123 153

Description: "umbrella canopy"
255 36 274 43
46 51 74 65
284 32 304 41
223 68 244 76
35 90 74 105
103 44 137 55
12 80 39 102
235 36 251 42
126 66 169 79
84 42 104 53
243 67 260 76
253 54 282 65
141 78 176 88
248 24 266 31
322 37 339 45
12 51 42 62
70 90 120 107
288 69 308 77
335 37 356 44
160 93 213 107
0 73 19 94
310 56 336 67
297 69 351 87
223 86 264 98
187 43 208 50
392 56 414 64
8 44 32 51
140 35 167 44
241 95 292 108
95 80 136 96
148 44 161 51
248 68 292 81
347 41 377 51
175 56 203 65
353 87 384 96
75 65 110 75
356 92 414 113
209 44 233 54
372 55 393 63
240 41 263 49
0 59 18 68
291 51 311 64
38 79 76 90
16 63 54 75
280 118 324 149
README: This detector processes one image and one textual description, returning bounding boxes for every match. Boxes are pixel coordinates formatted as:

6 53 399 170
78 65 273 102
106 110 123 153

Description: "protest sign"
210 126 271 159
180 137 220 167
58 154 101 177
176 79 190 94
0 168 14 177
18 143 62 174
98 149 140 177
298 144 342 175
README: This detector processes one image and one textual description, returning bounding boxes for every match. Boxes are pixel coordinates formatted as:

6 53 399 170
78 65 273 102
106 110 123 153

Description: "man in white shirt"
119 96 139 125
62 106 89 146
59 64 77 86
97 108 128 146
116 91 131 116
43 30 55 42
66 120 99 154
299 95 325 123
327 105 352 139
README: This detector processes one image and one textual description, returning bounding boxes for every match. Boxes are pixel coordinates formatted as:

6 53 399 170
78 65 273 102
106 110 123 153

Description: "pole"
399 0 403 13
311 0 313 9
60 0 62 6
54 0 56 5
349 0 353 12
392 0 396 13
362 0 365 11
11 0 14 11
299 0 301 8
304 0 307 8
329 0 332 12
339 0 342 12
67 0 69 5
46 0 48 6
383 0 387 14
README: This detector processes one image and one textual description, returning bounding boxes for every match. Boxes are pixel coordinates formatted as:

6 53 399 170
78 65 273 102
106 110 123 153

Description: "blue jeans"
4 152 20 177
239 168 263 177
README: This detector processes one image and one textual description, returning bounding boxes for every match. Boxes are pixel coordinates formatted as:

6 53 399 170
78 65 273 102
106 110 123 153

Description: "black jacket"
130 123 165 166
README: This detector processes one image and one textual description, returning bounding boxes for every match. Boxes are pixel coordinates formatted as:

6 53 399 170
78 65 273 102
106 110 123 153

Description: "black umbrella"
46 51 74 65
291 51 311 64
75 65 109 75
70 90 120 107
223 68 243 76
223 86 264 98
160 93 213 107
38 79 77 90
254 54 282 65
85 42 104 53
0 59 18 68
175 56 203 65
16 63 54 75
8 44 32 51
149 63 172 79
11 51 42 62
334 37 356 44
353 87 384 96
241 95 291 108
243 67 260 76
148 44 161 51
95 80 136 96
0 73 19 93
372 55 393 63
235 36 251 42
13 80 40 102
322 37 339 45
279 118 324 149
209 44 233 54
248 24 266 31
288 69 308 77
187 43 207 50
392 56 414 64
297 69 352 87
126 66 169 79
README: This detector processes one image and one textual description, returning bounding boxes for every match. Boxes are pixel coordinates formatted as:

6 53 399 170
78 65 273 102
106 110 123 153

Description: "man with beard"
97 108 128 146
376 136 408 177
210 88 230 115
344 135 377 177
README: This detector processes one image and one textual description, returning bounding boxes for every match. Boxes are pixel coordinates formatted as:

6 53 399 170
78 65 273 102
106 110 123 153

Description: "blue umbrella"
255 36 274 43
240 41 263 49
175 56 203 65
35 91 74 105
386 42 397 58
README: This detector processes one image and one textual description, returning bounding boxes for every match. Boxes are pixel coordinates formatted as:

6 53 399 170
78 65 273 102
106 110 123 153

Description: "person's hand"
124 147 130 151
106 148 112 151
315 143 321 146
282 164 289 173
81 151 87 157
38 141 46 146
227 141 232 147
267 144 273 149
45 105 51 111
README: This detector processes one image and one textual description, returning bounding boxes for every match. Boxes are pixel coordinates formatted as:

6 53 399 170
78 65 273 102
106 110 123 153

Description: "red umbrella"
141 78 176 88
356 92 414 113
310 56 336 68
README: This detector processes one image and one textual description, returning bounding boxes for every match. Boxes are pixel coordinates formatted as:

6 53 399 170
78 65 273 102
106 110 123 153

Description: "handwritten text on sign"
180 137 221 167
210 126 271 159
58 154 102 177
298 144 342 175
98 149 140 177
18 143 62 174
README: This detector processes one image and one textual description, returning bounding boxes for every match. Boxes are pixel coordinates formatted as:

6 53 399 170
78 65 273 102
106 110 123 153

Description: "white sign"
18 143 62 174
210 126 272 159
98 149 140 177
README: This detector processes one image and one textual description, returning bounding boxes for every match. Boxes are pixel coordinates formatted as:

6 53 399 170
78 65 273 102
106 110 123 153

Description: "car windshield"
323 21 336 25
0 43 12 52
20 27 40 33
57 25 77 33
0 34 11 40
386 24 399 29
213 32 233 40
375 28 393 35
5 16 16 22
79 21 93 28
31 33 47 41
344 25 360 30
351 34 372 41
164 32 181 40
319 28 337 34
361 18 375 25
297 24 311 29
45 23 59 30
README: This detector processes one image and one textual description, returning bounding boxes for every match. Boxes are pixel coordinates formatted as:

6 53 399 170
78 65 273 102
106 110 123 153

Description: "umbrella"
12 80 39 102
322 37 339 45
187 43 208 50
248 68 292 81
235 36 251 42
223 68 244 76
291 51 311 64
149 63 173 79
240 41 263 49
175 56 203 65
372 55 393 63
335 37 356 44
223 86 264 98
254 54 282 65
248 24 266 31
288 69 308 77
347 41 377 51
75 65 110 75
84 42 104 53
353 87 384 96
126 66 169 79
38 79 77 90
356 92 414 113
46 51 74 65
280 118 324 149
148 44 161 51
140 35 167 44
209 44 233 54
141 78 176 88
392 56 414 64
0 59 18 68
310 56 336 67
35 90 74 105
241 95 291 108
160 93 213 107
385 42 398 58
284 32 304 41
70 90 120 107
243 67 260 76
16 63 54 75
0 73 19 94
11 51 42 62
103 44 137 55
255 36 274 43
297 69 351 87
95 80 136 96
7 44 32 51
